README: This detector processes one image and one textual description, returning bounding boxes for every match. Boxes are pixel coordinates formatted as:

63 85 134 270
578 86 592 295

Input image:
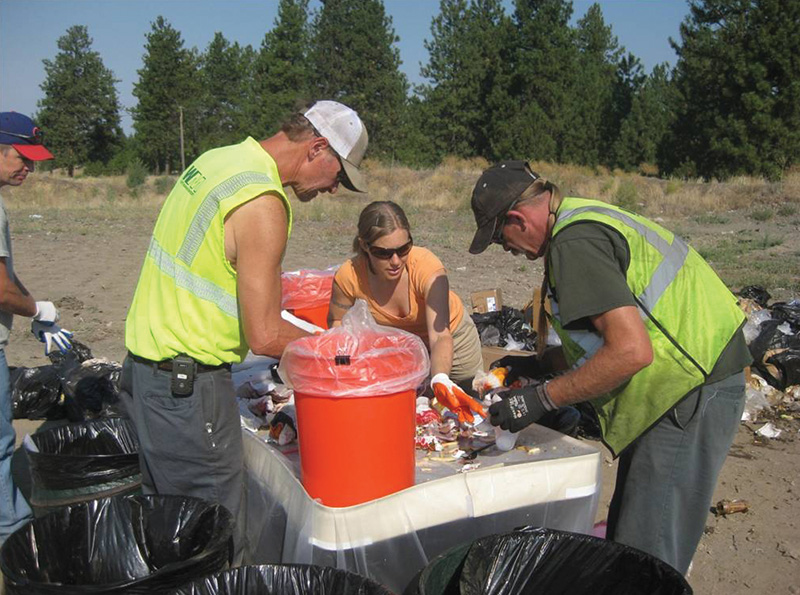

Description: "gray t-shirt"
0 193 15 348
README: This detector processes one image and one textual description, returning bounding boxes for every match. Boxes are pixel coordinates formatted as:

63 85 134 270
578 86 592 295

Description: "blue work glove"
31 320 73 355
488 382 555 433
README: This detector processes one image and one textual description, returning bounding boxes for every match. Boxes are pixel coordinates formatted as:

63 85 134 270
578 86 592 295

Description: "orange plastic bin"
279 301 430 507
281 268 337 329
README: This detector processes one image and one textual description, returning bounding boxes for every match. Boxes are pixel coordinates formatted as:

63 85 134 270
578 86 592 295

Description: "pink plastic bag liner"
281 267 338 310
279 300 430 397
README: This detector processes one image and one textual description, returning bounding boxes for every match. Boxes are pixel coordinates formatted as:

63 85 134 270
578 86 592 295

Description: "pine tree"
614 64 676 171
564 3 621 166
251 0 311 137
496 0 579 162
665 0 800 179
310 0 409 159
37 25 123 177
198 33 251 151
419 0 514 161
132 16 201 174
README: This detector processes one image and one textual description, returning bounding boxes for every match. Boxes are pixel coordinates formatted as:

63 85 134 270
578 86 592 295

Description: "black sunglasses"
367 238 413 260
491 200 519 245
0 128 44 145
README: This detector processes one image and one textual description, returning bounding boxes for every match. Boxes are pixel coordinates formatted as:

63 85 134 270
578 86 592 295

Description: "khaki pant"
449 314 484 390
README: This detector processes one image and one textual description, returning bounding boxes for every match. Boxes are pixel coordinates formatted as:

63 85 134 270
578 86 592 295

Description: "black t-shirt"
548 222 751 382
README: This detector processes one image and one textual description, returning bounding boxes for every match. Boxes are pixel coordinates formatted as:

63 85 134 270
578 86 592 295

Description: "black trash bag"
10 339 97 422
765 349 800 390
471 307 536 351
0 494 234 595
27 418 140 491
748 319 800 363
47 338 94 367
769 300 800 331
171 564 395 595
9 365 64 420
62 359 123 418
406 527 691 595
737 285 771 308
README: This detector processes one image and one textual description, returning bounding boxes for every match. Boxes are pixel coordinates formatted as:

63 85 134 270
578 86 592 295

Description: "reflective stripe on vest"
177 171 277 267
554 205 690 365
147 236 238 318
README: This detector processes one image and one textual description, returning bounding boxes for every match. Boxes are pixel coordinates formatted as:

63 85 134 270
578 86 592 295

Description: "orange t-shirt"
333 246 464 345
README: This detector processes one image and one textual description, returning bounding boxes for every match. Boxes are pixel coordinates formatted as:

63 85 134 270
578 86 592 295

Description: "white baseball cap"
304 100 368 192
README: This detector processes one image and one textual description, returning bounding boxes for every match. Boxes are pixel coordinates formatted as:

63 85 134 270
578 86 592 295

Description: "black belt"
128 352 231 373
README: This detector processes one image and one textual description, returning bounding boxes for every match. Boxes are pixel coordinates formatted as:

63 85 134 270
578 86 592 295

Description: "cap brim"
340 158 366 193
14 144 53 161
469 218 498 254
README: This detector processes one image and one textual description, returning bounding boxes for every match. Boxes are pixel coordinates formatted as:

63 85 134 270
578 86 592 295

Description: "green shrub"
614 180 638 211
749 208 773 222
126 160 148 190
777 204 797 217
665 179 682 195
154 176 174 195
83 161 107 177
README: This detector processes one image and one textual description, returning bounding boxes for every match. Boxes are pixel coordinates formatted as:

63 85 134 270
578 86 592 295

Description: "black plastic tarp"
26 417 139 491
471 307 536 351
405 527 692 595
0 494 233 595
171 564 395 595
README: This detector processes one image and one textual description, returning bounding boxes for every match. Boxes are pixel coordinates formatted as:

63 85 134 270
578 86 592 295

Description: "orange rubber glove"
431 373 487 424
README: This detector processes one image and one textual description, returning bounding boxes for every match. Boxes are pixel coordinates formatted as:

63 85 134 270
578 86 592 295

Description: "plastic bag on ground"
737 285 771 308
279 299 430 397
406 526 691 595
0 494 234 595
10 339 100 422
170 564 395 595
26 417 140 492
9 365 65 420
471 307 537 351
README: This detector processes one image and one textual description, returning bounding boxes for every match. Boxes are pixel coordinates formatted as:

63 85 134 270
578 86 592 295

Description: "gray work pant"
606 371 746 574
119 356 244 559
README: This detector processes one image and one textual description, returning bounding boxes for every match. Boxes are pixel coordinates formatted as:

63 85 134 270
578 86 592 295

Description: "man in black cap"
469 161 750 574
0 111 73 545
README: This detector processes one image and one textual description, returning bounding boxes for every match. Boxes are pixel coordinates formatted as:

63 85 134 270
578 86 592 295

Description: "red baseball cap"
0 112 54 161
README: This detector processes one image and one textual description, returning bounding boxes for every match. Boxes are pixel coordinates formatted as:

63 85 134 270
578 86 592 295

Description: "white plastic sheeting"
240 424 601 593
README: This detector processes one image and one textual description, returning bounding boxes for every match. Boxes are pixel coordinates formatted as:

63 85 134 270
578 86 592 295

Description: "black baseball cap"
469 160 539 254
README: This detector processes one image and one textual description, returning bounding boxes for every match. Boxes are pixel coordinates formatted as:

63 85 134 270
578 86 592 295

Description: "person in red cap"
0 111 73 546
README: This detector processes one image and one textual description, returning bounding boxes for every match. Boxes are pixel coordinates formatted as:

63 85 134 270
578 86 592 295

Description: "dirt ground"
4 198 800 593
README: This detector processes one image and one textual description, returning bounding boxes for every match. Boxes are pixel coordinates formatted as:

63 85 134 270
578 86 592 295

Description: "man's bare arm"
226 195 308 357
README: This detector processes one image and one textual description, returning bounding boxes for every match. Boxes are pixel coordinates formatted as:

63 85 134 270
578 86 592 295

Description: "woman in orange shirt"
328 201 485 423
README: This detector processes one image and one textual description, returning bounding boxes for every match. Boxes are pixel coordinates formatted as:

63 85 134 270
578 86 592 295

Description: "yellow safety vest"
125 137 292 365
547 197 744 456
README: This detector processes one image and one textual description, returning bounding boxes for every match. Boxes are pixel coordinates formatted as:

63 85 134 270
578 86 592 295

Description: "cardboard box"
523 288 551 333
471 289 503 314
481 345 533 371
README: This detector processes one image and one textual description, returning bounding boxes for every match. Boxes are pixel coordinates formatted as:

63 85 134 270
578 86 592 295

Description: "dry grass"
6 159 800 219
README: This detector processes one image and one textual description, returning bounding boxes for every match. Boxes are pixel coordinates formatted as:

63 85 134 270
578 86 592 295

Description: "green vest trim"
147 237 239 318
548 197 744 456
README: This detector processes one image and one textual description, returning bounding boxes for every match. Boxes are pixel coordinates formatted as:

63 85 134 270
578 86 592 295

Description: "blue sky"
0 0 690 133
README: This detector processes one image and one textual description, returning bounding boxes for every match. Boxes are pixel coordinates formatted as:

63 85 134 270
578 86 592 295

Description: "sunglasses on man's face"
367 238 413 260
491 200 519 245
0 128 44 145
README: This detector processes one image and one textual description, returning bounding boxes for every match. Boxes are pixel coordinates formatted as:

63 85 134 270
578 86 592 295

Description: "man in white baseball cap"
121 100 368 560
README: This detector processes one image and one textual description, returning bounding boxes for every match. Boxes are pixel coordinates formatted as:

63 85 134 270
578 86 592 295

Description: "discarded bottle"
494 427 519 451
714 499 749 516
